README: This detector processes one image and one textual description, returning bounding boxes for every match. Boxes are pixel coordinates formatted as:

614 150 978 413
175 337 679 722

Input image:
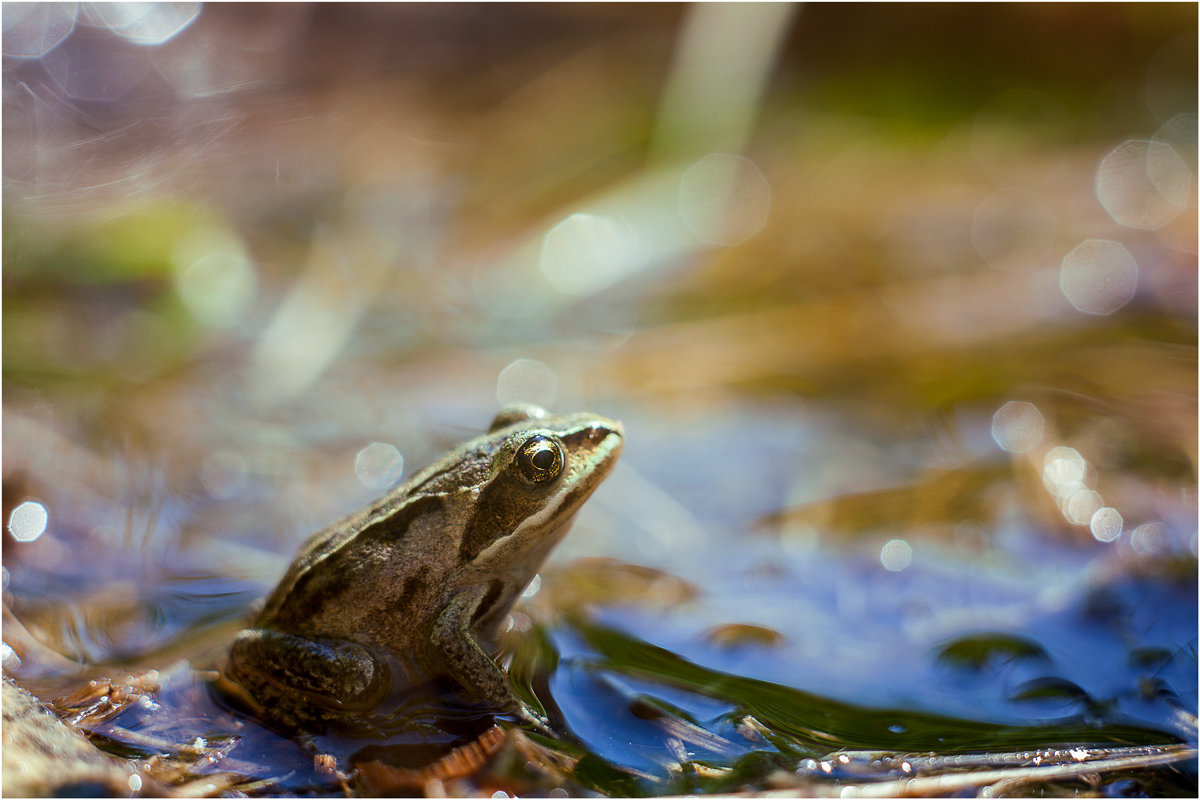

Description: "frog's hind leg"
227 629 390 715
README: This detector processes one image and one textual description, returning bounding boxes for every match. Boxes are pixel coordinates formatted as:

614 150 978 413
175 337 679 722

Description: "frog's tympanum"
221 405 622 732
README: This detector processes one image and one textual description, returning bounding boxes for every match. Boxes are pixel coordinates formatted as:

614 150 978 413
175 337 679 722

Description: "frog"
220 404 622 733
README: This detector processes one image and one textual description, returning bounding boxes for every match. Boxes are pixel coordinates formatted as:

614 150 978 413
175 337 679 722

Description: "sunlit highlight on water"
1059 239 1138 315
677 153 770 246
1040 447 1135 543
496 358 558 409
880 538 912 572
355 442 404 490
8 500 48 543
990 401 1044 453
1096 139 1190 230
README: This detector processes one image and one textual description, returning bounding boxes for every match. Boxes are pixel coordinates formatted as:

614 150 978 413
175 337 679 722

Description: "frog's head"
453 404 622 589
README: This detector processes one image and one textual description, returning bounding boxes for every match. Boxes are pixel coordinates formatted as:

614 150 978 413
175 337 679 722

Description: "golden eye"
516 435 564 484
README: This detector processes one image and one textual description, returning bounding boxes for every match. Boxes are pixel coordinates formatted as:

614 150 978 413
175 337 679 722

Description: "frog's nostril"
586 421 622 441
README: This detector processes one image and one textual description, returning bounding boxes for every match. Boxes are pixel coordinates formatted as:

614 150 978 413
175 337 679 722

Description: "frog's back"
252 432 507 631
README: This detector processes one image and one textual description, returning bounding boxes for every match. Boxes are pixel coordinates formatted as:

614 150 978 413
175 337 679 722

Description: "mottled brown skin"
222 405 622 732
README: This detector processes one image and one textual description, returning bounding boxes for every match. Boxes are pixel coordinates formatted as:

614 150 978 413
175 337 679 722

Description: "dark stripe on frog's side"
457 477 545 563
471 579 507 627
260 492 446 628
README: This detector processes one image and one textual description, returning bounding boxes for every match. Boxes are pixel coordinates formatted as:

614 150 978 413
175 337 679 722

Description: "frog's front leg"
228 628 390 714
431 585 551 732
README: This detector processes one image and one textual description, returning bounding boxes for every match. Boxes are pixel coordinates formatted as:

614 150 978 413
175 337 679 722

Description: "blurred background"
2 2 1197 795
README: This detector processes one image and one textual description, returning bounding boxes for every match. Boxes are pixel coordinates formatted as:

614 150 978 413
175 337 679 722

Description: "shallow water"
3 4 1197 796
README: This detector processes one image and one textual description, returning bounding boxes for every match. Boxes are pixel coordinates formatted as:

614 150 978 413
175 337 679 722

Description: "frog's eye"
516 435 564 484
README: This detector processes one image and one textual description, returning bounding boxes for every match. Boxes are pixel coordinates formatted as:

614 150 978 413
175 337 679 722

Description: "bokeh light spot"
151 4 310 97
1130 522 1167 555
1042 446 1086 498
497 358 558 409
2 2 77 58
43 32 152 102
1064 489 1103 527
171 226 258 329
540 213 641 297
677 153 771 245
1096 139 1188 230
86 2 200 46
355 442 405 490
970 188 1056 271
880 538 912 572
0 642 19 671
200 451 249 500
8 500 48 543
1059 239 1138 315
1152 113 1198 179
990 401 1044 453
1089 507 1123 542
